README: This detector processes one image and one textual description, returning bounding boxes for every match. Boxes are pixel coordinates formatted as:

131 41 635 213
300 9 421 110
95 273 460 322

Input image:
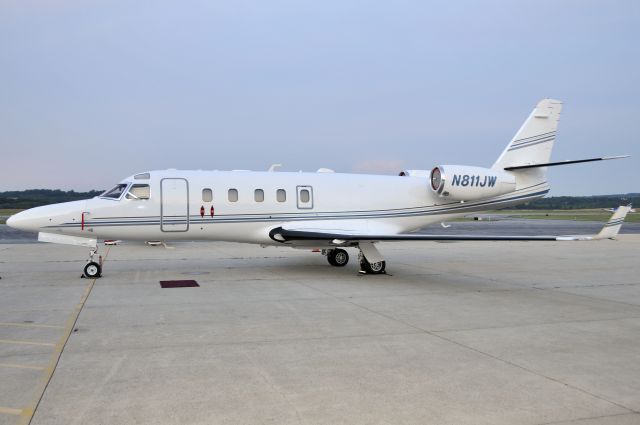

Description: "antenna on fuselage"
268 164 282 172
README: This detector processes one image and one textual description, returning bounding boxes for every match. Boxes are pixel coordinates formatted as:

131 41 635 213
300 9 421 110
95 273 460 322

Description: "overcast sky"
1 0 638 195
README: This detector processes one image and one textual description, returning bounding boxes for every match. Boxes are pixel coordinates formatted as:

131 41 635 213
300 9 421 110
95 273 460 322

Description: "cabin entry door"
161 178 189 232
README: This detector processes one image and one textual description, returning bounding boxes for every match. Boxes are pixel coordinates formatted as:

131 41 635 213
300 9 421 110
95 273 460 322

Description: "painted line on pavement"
0 339 55 347
0 322 64 329
18 246 110 425
0 406 22 415
0 363 46 371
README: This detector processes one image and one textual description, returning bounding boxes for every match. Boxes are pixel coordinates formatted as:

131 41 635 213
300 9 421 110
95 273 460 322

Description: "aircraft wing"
270 205 632 244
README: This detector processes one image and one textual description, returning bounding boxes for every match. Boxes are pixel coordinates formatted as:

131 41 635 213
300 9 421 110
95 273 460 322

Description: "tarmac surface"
0 223 639 424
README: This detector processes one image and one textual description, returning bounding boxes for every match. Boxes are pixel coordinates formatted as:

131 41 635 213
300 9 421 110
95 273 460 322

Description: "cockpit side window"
101 184 128 199
126 184 150 200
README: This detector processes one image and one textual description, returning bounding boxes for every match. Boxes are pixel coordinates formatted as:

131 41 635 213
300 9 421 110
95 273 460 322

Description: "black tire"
360 258 386 274
327 249 349 267
84 261 101 278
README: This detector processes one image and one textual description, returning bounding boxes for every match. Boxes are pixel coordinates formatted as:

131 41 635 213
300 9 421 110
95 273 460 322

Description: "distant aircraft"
603 207 635 213
7 99 632 277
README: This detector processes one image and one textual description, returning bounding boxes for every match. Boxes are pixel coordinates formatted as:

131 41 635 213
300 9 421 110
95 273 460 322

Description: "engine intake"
430 165 516 201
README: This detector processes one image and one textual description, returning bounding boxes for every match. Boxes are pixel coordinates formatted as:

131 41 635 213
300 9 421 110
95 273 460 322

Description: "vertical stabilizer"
493 99 562 170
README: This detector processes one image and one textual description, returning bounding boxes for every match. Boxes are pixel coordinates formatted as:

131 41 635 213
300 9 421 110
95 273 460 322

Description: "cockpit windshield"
101 184 128 199
126 184 150 200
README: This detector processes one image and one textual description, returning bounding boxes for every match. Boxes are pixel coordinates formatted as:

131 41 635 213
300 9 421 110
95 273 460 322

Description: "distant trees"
509 193 639 210
0 189 103 209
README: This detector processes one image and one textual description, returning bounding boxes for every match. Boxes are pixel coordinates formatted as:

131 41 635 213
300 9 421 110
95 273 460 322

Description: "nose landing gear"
83 248 102 278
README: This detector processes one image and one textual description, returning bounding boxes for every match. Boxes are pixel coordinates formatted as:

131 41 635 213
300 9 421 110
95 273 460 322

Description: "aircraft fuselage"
8 169 548 246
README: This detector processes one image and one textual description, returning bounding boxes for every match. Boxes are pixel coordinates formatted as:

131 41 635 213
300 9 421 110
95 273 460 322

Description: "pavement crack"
326 294 639 416
549 288 640 309
430 315 640 334
534 412 640 425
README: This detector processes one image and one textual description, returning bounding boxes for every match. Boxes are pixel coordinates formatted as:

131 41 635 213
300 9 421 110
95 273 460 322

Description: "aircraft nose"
6 211 31 231
6 206 56 232
6 200 88 233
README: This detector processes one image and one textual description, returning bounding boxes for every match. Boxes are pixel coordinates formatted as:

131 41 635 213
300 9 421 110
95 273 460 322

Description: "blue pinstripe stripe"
509 131 556 147
604 219 625 227
45 187 549 229
508 136 555 151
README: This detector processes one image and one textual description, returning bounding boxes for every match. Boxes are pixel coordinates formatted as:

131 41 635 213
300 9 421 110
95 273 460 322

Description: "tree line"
0 189 637 210
509 193 638 209
0 189 104 209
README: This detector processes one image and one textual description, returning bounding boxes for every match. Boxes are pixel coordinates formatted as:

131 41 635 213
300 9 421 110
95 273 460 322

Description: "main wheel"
360 258 386 274
84 261 101 278
327 249 349 267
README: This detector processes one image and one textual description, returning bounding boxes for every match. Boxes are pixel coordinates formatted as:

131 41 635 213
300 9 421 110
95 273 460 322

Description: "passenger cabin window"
254 189 264 202
300 189 310 203
202 188 213 202
101 184 128 199
276 189 286 202
126 184 150 200
228 189 238 202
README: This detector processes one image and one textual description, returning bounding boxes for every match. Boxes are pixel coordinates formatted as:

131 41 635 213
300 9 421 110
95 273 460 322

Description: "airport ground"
1 221 639 424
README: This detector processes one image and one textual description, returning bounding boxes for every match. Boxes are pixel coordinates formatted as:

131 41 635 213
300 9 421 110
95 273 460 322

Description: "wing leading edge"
269 205 632 244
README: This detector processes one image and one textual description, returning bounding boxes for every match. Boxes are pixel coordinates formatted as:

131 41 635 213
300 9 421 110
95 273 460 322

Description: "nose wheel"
82 249 102 278
84 262 102 278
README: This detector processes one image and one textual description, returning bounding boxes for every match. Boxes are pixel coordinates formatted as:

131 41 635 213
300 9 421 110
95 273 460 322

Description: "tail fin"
493 99 563 170
595 204 632 240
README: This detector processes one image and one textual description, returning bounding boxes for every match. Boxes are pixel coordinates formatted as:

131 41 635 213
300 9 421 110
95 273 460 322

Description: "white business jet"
7 99 631 277
604 207 635 213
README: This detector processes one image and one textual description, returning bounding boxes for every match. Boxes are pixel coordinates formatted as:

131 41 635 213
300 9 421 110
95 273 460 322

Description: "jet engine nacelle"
398 170 432 178
430 165 516 201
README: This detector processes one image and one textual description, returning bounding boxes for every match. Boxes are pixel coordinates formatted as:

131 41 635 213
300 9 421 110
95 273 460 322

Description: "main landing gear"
357 242 386 274
324 244 386 274
359 256 386 274
326 248 349 267
83 248 102 278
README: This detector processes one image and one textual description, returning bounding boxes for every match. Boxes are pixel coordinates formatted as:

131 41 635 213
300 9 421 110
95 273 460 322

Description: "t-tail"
492 99 628 191
492 99 562 191
405 98 626 208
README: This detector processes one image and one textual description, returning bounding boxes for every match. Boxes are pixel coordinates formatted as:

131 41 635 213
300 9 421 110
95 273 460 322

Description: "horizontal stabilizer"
504 155 629 171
